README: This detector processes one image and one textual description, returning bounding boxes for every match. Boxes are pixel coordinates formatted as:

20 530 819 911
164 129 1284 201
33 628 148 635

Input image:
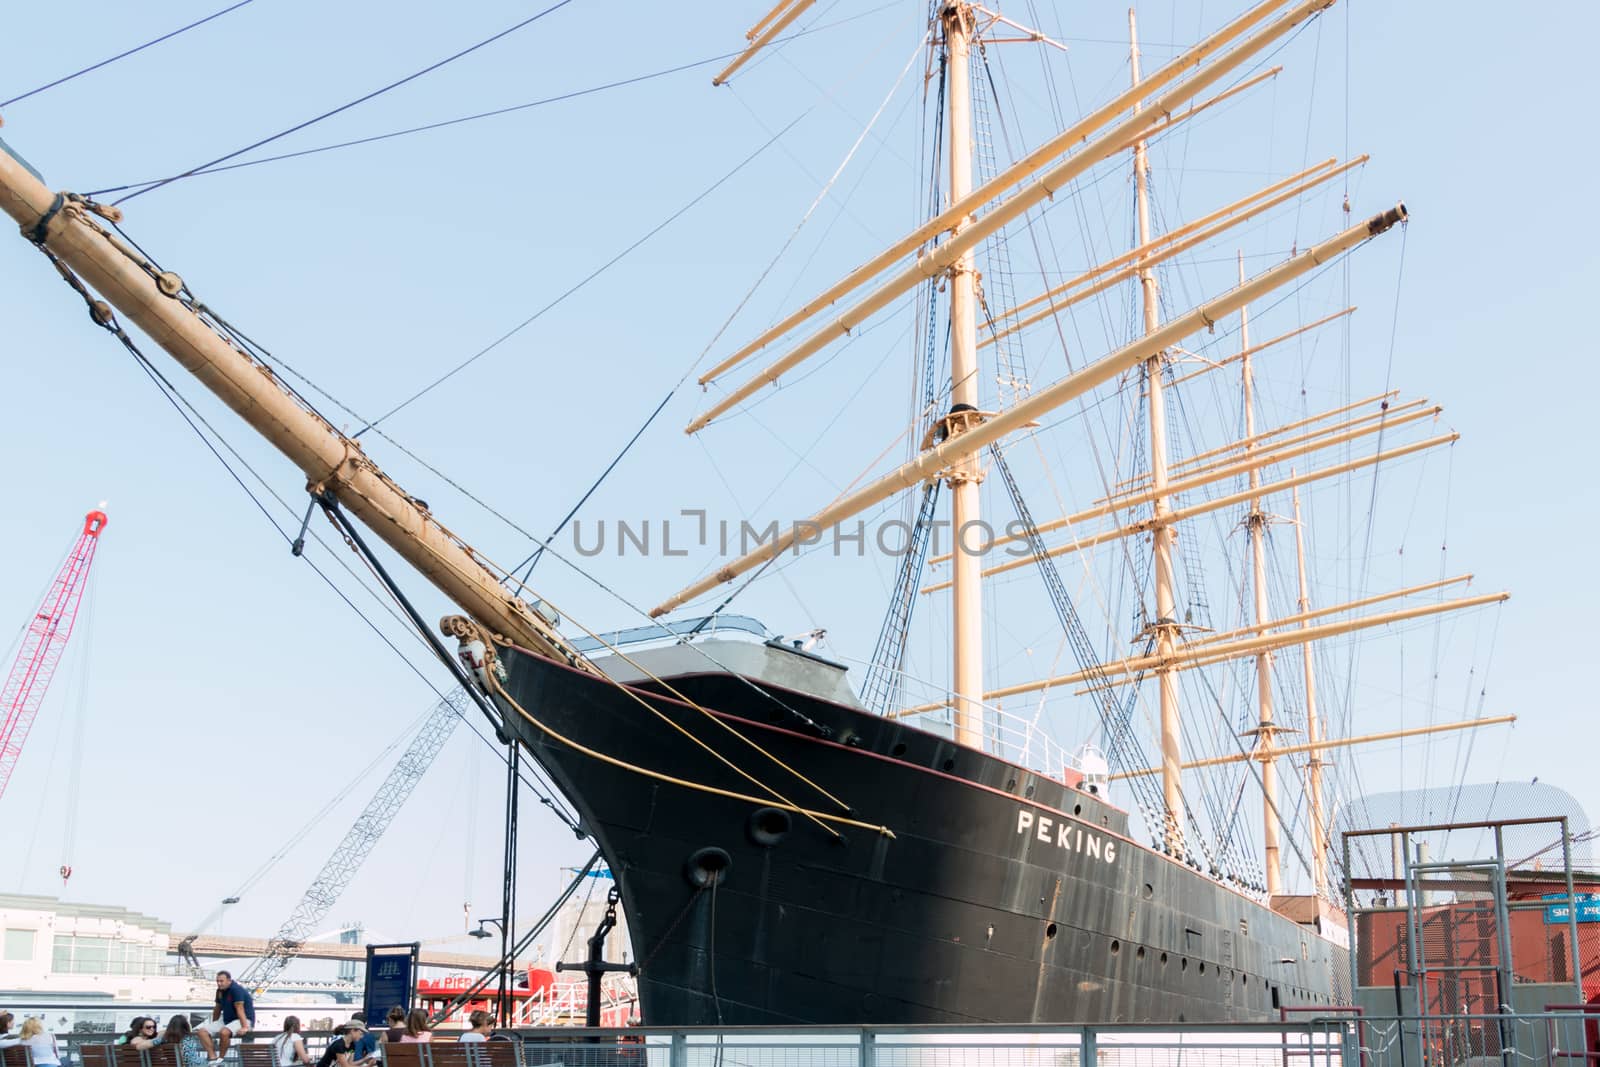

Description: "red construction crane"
0 509 108 806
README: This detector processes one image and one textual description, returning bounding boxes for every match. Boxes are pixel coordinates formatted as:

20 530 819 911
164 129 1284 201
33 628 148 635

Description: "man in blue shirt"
196 970 255 1064
347 1015 379 1063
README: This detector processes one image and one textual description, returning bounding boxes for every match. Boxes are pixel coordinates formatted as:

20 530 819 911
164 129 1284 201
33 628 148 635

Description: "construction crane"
236 688 471 993
0 509 108 809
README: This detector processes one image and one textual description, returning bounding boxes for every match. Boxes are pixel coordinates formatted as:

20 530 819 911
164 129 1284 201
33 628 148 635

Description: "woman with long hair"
13 1018 62 1067
119 1017 161 1049
116 1018 150 1046
273 1016 313 1066
383 1008 405 1044
400 1010 432 1044
161 1014 208 1067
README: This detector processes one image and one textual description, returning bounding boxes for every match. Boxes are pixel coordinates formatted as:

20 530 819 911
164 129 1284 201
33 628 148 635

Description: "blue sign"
363 943 419 1022
1541 893 1600 924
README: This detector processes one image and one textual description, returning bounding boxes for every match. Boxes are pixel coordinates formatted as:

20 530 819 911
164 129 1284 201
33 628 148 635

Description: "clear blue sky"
0 0 1595 969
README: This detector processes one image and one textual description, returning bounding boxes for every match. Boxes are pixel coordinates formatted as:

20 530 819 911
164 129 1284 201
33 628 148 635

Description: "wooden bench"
104 1043 183 1067
381 1045 429 1067
429 1042 520 1067
380 1043 519 1067
237 1044 278 1067
1 1045 33 1067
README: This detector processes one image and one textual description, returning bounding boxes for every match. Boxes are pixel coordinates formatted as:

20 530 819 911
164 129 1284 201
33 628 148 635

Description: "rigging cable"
160 106 801 558
76 208 877 836
508 388 676 583
98 0 580 204
0 0 255 108
352 111 807 435
82 4 899 193
26 239 582 834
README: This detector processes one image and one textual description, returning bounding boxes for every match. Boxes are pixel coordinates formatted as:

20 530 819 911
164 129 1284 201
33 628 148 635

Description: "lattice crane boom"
0 509 108 803
237 688 469 993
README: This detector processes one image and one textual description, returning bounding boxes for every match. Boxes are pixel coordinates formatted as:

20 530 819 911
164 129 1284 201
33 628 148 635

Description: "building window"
53 934 72 971
75 936 111 974
47 934 166 975
3 929 35 961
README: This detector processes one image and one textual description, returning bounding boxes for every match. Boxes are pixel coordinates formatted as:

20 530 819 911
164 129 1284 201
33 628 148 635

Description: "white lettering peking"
1016 808 1118 864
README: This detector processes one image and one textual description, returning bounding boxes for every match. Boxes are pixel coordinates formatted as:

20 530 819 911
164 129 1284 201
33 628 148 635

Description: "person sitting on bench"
196 971 255 1065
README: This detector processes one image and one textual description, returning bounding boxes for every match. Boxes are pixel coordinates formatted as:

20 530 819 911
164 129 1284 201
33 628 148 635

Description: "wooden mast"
1293 481 1330 897
1108 714 1516 780
1129 8 1186 857
925 394 1438 575
695 0 1339 392
895 587 1505 714
922 429 1453 590
685 0 1346 435
650 201 1410 609
943 1 985 749
1238 254 1284 895
0 149 586 669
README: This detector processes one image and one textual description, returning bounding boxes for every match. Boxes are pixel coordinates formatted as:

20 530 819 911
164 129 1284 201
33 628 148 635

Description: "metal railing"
18 1011 1600 1067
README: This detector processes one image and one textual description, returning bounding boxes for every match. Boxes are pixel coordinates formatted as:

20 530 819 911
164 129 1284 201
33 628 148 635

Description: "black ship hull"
496 644 1349 1025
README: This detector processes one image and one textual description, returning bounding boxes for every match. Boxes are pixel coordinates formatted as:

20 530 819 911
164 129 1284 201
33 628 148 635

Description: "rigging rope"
861 47 946 716
23 233 583 835
508 390 676 583
80 5 898 193
353 112 806 435
451 616 893 842
49 192 890 851
0 0 255 108
100 0 580 204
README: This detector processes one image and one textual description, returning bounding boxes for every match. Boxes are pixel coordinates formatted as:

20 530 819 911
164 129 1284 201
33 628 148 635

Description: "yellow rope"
456 616 844 841
486 561 855 815
483 661 894 840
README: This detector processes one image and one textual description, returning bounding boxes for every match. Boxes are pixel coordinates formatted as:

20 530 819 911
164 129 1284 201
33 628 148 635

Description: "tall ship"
0 0 1514 1028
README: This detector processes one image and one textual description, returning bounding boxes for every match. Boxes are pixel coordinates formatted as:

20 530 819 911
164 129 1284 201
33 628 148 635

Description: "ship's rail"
881 667 1086 782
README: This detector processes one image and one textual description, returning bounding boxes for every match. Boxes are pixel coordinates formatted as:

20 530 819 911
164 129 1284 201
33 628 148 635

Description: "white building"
0 893 207 1031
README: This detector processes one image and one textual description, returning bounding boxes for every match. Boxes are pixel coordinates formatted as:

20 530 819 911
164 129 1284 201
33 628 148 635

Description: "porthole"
891 742 907 757
1007 777 1017 791
1110 940 1121 956
1135 946 1146 961
1181 957 1189 972
1073 803 1082 815
1160 952 1169 965
1045 923 1058 940
1025 785 1035 798
747 807 792 847
941 757 956 771
684 847 731 889
1198 962 1206 975
1141 883 1154 900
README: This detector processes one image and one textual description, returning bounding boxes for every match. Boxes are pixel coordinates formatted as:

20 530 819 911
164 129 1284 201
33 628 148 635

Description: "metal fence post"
1081 1025 1097 1067
860 1027 877 1067
1340 1020 1360 1067
670 1031 687 1067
